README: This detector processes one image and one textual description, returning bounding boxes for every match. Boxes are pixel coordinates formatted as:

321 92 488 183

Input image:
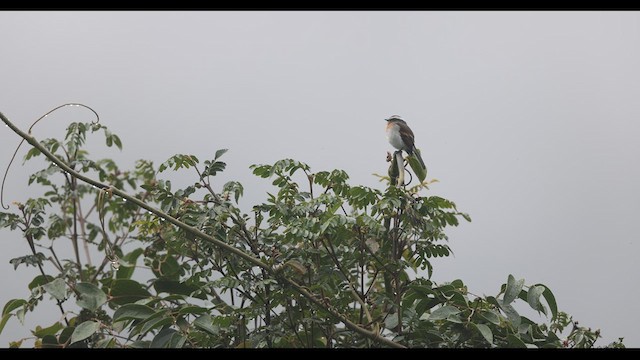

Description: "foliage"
0 117 623 348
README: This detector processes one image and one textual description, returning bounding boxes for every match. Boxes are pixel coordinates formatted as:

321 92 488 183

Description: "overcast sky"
1 11 639 347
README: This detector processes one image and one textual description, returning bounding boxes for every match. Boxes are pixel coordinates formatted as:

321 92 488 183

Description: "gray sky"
1 11 639 347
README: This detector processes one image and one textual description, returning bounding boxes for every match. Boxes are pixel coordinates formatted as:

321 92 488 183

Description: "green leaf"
504 274 525 305
223 181 244 203
202 160 226 177
527 285 546 313
116 248 144 280
388 155 400 180
214 148 228 160
158 154 199 173
177 306 209 316
24 147 42 161
113 304 156 322
76 283 107 311
41 334 59 348
475 323 493 345
479 310 501 325
507 334 527 348
112 134 122 150
58 326 75 345
193 314 217 335
115 266 135 280
32 322 64 338
150 327 177 348
28 275 54 290
152 254 181 281
9 339 23 348
429 305 460 321
108 279 152 305
384 312 399 329
408 148 427 183
2 299 26 316
414 298 437 317
0 314 11 335
365 238 380 253
129 340 151 348
15 308 25 324
42 278 67 301
70 321 100 344
167 333 186 348
535 284 558 321
499 301 521 329
138 316 173 335
95 338 116 348
153 279 199 296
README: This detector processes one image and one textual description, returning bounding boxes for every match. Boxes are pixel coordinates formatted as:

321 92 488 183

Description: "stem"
70 177 83 280
305 169 314 200
73 189 92 267
48 245 65 272
395 151 404 187
24 233 69 326
89 192 148 284
285 298 306 346
393 212 403 335
263 269 272 347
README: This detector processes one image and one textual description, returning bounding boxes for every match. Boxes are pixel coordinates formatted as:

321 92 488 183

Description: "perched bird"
385 115 426 169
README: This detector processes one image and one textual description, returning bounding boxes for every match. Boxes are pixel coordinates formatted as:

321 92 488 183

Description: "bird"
385 115 426 169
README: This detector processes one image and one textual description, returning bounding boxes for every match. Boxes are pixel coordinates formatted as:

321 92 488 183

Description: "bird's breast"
386 123 406 151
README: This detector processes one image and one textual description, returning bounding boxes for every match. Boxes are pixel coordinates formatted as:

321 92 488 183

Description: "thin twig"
1 103 98 209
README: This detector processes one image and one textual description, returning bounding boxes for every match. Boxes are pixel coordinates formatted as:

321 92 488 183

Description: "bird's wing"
398 125 416 152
